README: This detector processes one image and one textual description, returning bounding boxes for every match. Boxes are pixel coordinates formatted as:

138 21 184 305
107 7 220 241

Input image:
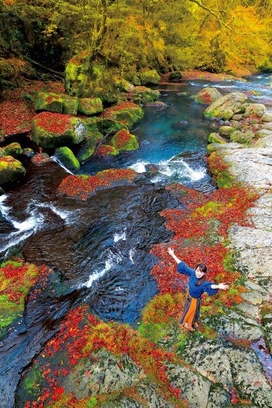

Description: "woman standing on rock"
167 247 229 332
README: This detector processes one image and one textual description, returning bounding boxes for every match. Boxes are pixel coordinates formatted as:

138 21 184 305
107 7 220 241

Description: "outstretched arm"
167 247 182 264
211 283 229 290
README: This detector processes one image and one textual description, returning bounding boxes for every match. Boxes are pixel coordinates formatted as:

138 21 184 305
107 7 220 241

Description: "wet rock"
55 146 80 171
204 92 248 120
204 308 263 341
31 112 87 149
225 347 272 407
166 362 211 408
64 349 144 399
194 87 222 105
0 155 26 186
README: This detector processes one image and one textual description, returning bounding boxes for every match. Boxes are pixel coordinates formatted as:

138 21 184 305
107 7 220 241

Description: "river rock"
204 92 248 120
194 87 222 104
64 349 144 399
216 145 272 190
165 362 211 408
111 129 139 151
0 155 26 186
31 112 88 149
225 347 272 407
55 146 80 171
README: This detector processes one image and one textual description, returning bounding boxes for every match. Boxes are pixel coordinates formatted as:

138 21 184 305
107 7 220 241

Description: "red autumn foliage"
0 80 64 137
57 168 137 200
33 111 72 134
95 144 116 156
113 129 132 149
31 306 182 407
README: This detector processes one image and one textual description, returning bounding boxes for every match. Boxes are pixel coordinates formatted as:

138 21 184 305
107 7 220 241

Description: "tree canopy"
0 0 271 77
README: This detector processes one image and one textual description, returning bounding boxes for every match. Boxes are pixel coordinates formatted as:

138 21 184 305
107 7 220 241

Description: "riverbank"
1 72 272 407
0 70 245 139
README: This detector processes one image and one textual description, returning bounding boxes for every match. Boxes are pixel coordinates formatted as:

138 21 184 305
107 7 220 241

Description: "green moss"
55 146 80 171
18 365 42 400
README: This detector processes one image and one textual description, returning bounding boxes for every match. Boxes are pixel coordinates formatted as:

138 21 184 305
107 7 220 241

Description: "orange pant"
182 297 198 326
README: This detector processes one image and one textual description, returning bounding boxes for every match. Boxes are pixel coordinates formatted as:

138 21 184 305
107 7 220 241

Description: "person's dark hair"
195 263 207 286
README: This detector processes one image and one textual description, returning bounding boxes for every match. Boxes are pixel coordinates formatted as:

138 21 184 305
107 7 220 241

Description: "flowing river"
0 74 271 407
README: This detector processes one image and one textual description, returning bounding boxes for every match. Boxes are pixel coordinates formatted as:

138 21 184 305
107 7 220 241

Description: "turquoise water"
80 73 272 188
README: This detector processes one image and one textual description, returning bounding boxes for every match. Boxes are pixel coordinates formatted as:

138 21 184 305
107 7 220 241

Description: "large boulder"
31 112 87 149
55 146 80 172
194 87 222 105
204 92 248 120
102 102 144 132
0 156 26 185
34 92 79 115
139 69 160 85
0 142 23 158
65 53 119 102
111 129 139 152
78 97 103 116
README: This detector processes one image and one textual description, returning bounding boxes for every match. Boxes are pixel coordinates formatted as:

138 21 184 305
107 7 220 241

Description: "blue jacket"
177 261 218 298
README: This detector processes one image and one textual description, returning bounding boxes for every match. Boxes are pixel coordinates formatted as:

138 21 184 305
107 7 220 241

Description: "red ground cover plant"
33 112 72 134
150 172 258 309
95 144 117 157
57 168 138 200
23 306 187 408
0 80 64 137
112 129 133 149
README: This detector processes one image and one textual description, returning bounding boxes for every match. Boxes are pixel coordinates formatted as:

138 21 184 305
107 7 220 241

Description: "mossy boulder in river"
55 146 80 171
111 129 139 152
34 92 79 115
0 156 26 186
102 102 144 132
204 92 248 120
0 142 23 158
31 112 87 149
194 87 222 104
78 97 103 116
65 53 119 102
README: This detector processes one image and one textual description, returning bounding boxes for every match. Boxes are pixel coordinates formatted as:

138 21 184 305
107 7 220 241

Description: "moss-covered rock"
139 69 160 85
0 260 41 339
194 87 222 105
230 130 255 144
111 129 139 151
169 71 183 82
76 131 104 162
0 156 26 186
65 53 120 102
0 142 23 158
133 86 160 104
219 126 235 137
34 92 63 113
208 132 227 144
34 92 79 115
55 146 80 171
31 112 87 149
204 92 248 120
78 97 103 116
102 102 144 130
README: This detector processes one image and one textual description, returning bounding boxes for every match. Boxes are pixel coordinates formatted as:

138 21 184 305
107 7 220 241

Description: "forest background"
0 0 272 88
